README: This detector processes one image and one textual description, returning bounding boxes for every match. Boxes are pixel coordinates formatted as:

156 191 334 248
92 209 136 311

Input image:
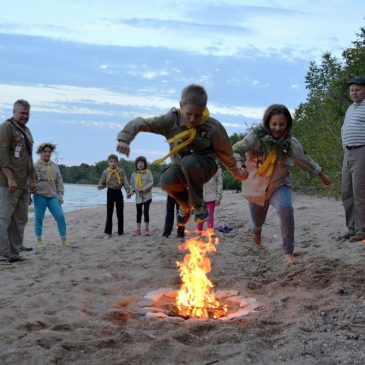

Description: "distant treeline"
58 144 245 191
60 27 365 197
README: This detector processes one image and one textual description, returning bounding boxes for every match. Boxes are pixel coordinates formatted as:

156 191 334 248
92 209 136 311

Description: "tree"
292 26 365 197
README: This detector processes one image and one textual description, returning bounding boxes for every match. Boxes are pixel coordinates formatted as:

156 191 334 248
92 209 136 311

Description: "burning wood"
115 230 258 322
175 229 228 319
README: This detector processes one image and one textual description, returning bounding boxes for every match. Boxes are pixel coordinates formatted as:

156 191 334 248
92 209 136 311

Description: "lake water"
30 184 167 213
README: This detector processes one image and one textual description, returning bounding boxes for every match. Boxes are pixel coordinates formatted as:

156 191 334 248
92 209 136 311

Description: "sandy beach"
0 191 364 365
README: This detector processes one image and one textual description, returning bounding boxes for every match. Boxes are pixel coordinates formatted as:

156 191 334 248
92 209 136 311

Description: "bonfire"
176 229 228 319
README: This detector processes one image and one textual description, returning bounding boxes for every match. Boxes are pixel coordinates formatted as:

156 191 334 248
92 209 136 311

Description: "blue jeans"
33 194 67 238
249 185 294 254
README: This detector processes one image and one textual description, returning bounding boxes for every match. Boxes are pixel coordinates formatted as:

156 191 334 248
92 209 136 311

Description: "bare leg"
253 232 261 246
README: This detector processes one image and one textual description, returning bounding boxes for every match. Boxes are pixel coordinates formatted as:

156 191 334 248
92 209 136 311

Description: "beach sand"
0 191 364 365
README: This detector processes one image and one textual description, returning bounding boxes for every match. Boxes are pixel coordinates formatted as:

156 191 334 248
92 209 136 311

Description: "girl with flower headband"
234 104 331 265
128 156 154 236
33 143 70 248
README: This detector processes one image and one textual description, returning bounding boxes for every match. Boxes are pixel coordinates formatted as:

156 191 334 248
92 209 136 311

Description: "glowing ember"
176 229 228 319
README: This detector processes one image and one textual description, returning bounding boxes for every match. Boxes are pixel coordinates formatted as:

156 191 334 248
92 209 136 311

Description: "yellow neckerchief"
153 106 209 164
135 169 148 189
255 149 278 177
41 160 54 182
106 167 122 185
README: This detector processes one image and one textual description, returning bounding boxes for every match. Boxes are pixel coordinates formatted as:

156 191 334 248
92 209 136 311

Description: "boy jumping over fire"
116 84 247 225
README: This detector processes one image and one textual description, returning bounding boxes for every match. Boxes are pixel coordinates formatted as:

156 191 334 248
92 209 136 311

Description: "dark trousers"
163 195 185 237
159 155 217 211
163 195 179 236
136 199 152 223
104 189 124 235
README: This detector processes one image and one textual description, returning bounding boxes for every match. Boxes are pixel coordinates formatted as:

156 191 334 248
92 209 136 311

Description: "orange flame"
176 229 228 319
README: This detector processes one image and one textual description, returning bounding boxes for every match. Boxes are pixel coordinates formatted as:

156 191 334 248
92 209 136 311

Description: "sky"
0 0 364 165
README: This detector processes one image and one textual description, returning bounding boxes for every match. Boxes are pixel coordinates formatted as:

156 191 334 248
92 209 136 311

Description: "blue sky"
0 0 364 165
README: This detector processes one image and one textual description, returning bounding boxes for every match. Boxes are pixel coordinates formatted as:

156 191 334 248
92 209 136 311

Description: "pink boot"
143 228 150 236
133 229 141 236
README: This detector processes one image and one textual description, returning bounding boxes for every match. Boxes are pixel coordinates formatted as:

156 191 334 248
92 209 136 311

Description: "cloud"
62 120 124 130
1 1 362 58
116 17 252 36
0 83 265 120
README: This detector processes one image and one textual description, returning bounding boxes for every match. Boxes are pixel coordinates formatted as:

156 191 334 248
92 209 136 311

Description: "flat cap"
347 76 365 86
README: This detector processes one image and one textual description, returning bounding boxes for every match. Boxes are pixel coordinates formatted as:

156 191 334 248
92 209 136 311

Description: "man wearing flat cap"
339 76 365 241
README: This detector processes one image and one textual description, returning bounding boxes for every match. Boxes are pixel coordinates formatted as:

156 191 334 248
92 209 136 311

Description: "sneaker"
133 229 141 236
177 226 185 238
143 229 151 236
63 241 75 248
349 232 365 242
194 206 209 223
36 242 47 249
177 208 191 226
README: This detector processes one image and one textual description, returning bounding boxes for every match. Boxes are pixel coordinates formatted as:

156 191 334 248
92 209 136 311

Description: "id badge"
14 145 22 158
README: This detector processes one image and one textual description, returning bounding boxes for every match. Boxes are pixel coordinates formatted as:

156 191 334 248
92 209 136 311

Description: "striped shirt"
341 100 365 147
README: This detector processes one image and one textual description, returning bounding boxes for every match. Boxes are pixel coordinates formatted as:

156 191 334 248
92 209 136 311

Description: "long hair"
263 104 292 137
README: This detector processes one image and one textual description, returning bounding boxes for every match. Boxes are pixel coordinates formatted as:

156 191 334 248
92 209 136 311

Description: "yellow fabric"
153 106 209 165
41 160 54 182
135 169 148 189
106 168 122 185
255 149 278 177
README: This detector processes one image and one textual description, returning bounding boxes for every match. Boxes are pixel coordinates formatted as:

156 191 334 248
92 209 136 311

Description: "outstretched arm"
116 109 178 157
116 141 131 157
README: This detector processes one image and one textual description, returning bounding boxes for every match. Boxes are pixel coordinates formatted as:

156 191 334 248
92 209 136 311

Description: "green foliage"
219 132 245 191
292 27 365 197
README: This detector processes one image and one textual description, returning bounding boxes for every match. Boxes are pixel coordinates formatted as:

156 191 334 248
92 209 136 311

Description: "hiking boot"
20 246 33 252
9 256 28 263
349 232 365 242
0 256 11 265
177 208 191 226
337 230 355 240
194 206 208 223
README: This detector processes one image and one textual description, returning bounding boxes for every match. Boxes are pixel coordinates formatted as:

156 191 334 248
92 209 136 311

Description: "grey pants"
0 187 29 259
341 146 365 234
160 154 217 211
